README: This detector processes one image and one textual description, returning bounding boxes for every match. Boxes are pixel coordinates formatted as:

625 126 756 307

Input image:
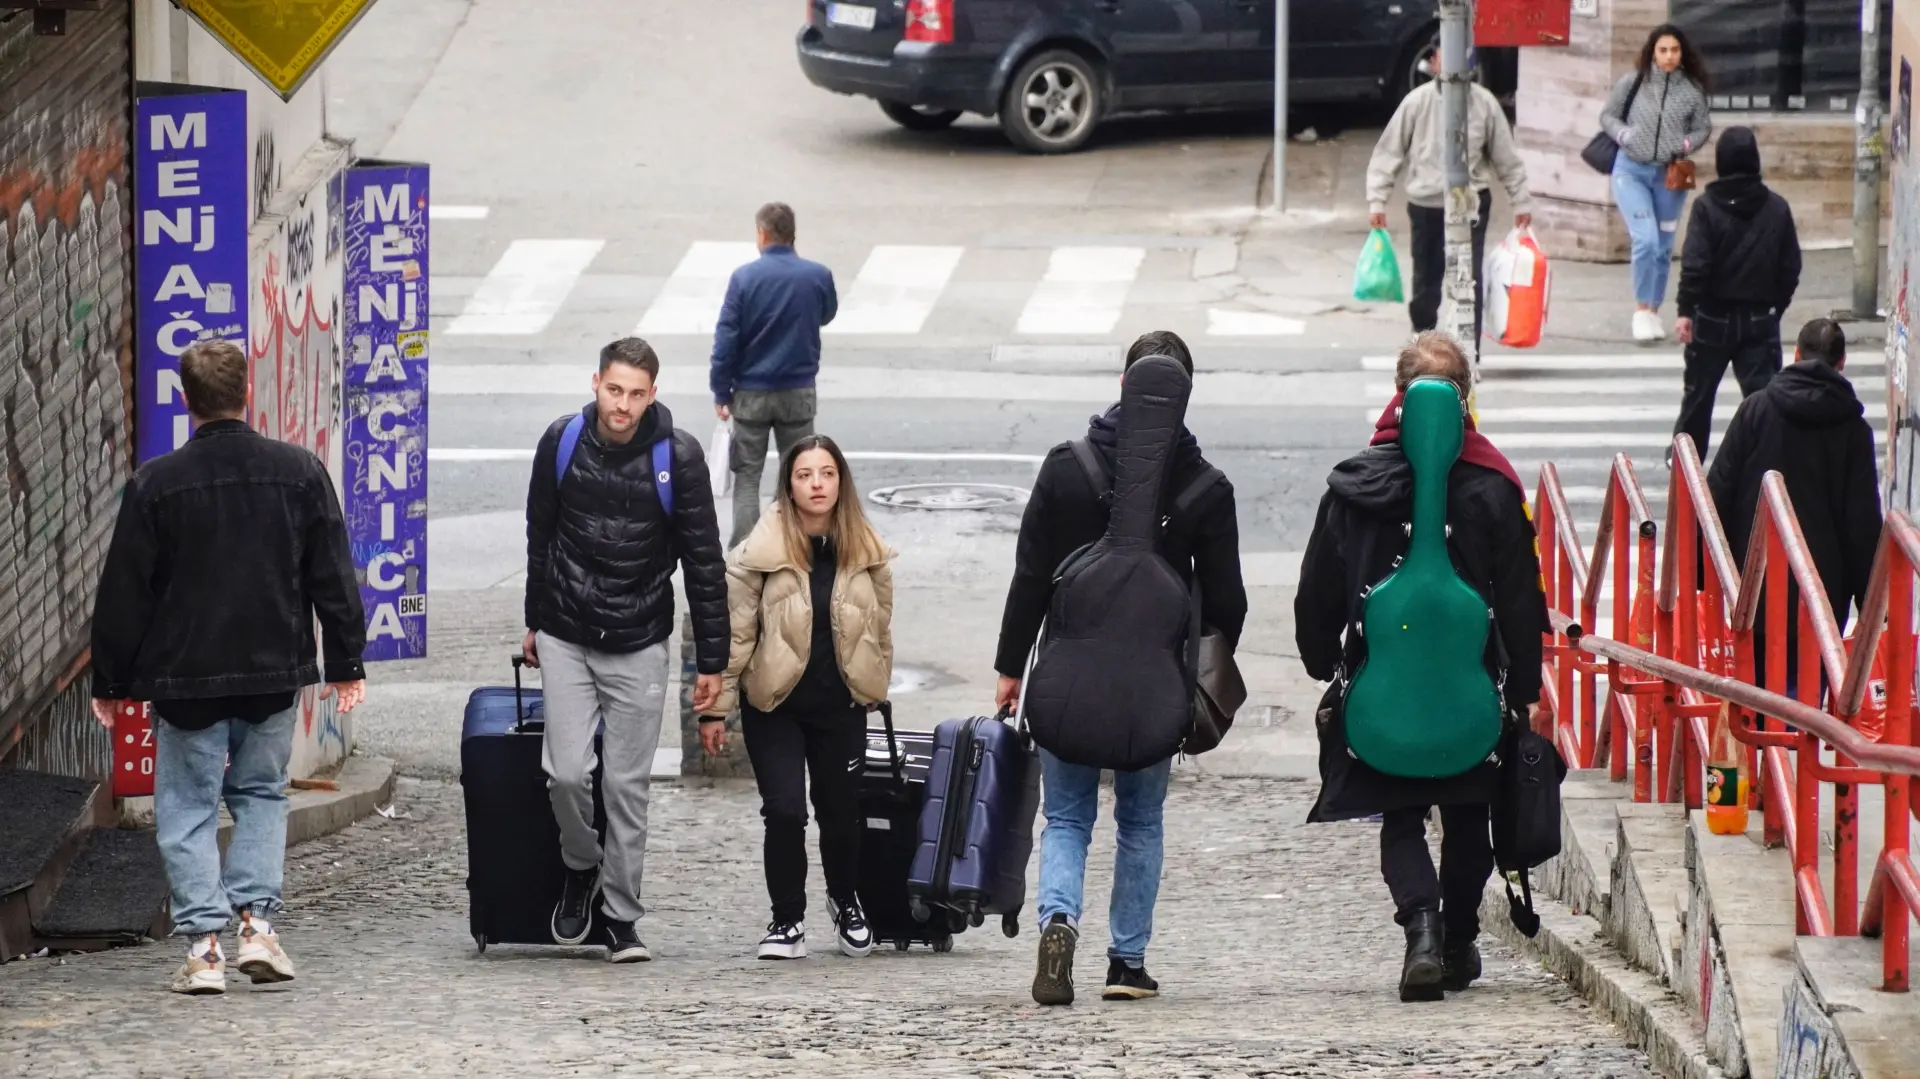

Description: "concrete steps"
0 767 169 961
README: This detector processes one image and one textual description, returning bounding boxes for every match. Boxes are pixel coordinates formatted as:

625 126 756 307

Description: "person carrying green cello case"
1293 332 1548 1004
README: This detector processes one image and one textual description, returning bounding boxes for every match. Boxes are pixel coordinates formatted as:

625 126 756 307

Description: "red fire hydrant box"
1475 0 1572 47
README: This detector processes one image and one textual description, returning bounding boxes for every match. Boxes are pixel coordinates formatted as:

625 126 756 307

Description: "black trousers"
742 702 866 925
1380 803 1496 942
1674 306 1783 460
1408 188 1494 346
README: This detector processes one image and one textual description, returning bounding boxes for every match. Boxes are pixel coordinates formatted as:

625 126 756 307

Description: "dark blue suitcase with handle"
906 713 1040 938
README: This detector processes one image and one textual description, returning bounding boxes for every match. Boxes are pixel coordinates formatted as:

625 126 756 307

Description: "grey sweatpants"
729 387 816 549
536 632 668 924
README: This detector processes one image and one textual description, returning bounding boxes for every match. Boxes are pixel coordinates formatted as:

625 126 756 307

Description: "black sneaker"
551 865 600 946
828 897 873 958
1101 958 1159 1000
1441 938 1482 991
1031 913 1077 1006
602 918 650 963
758 920 807 960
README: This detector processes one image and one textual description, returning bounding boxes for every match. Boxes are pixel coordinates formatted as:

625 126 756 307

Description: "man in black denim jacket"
90 339 365 996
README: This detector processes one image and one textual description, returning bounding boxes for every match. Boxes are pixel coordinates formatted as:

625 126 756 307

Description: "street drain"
868 483 1029 510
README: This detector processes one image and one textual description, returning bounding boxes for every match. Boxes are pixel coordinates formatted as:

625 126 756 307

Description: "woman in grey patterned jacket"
1600 23 1712 344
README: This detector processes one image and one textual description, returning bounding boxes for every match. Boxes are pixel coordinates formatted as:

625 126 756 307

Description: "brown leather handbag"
1666 159 1697 191
1183 624 1248 755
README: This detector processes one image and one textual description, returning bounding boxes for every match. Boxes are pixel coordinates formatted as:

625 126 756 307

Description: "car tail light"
904 0 953 43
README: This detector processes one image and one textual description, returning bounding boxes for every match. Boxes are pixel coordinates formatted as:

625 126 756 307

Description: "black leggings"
742 702 865 926
1380 803 1497 942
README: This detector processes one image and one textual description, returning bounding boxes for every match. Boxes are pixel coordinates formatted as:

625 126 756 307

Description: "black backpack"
1491 725 1568 937
1022 357 1201 772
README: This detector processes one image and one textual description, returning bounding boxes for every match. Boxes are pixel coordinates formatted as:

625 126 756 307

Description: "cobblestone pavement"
0 775 1655 1078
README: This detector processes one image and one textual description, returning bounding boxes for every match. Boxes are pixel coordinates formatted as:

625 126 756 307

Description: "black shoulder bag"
1581 72 1645 175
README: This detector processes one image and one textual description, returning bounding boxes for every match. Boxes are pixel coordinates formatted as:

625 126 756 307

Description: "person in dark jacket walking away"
1600 24 1713 342
523 337 730 963
1295 332 1549 1003
90 339 367 996
1671 126 1802 460
1708 319 1881 692
994 329 1249 1006
711 202 838 548
700 436 895 961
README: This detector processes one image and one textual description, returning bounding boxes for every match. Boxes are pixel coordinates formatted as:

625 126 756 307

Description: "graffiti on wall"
0 7 134 758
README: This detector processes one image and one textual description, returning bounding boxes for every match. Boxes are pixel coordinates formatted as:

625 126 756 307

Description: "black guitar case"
1023 355 1195 772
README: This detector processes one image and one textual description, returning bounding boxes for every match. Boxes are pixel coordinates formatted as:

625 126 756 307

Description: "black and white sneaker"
758 920 807 960
828 897 873 958
602 918 650 963
1101 958 1160 1000
551 865 600 946
1031 913 1078 1006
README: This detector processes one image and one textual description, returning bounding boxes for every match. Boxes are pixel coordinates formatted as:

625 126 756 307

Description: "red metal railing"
1532 437 1920 992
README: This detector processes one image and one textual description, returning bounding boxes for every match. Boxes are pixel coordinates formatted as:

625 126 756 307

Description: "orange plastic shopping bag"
1482 229 1551 349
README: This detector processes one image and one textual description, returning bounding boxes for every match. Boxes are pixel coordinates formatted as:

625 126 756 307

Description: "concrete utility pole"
1853 0 1885 319
1438 0 1478 360
1273 0 1289 211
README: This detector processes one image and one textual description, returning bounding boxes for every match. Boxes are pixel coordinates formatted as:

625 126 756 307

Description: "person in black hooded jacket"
1708 319 1881 691
1295 332 1548 1004
1671 125 1802 460
994 329 1247 1007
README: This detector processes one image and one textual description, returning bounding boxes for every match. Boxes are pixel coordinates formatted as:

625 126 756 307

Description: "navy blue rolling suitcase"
854 702 964 951
906 713 1040 938
460 655 604 952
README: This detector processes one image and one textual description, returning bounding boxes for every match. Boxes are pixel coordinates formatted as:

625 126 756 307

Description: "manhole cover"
869 483 1029 510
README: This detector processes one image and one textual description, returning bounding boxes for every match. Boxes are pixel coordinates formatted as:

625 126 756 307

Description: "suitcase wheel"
894 940 911 952
946 910 967 934
1002 913 1019 939
932 935 954 954
909 899 931 924
968 910 985 929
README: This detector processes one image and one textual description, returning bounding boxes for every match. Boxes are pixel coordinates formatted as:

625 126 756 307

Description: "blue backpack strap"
554 413 585 485
652 437 674 517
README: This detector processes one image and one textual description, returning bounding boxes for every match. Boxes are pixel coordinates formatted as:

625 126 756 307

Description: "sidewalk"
1214 131 1880 354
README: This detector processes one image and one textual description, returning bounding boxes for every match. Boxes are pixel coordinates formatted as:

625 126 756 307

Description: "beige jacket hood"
708 504 895 717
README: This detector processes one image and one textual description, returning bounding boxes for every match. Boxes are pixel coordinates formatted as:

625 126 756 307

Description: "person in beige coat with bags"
698 433 894 962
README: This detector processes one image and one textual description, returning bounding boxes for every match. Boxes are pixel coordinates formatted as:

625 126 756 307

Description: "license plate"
827 3 876 30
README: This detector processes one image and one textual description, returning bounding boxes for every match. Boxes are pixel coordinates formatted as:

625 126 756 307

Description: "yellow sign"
180 0 381 101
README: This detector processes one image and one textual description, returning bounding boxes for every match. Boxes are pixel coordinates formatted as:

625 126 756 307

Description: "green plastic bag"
1352 227 1405 304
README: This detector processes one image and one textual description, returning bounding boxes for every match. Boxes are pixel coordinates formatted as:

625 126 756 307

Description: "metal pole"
1853 0 1885 318
1439 0 1478 361
1273 0 1289 211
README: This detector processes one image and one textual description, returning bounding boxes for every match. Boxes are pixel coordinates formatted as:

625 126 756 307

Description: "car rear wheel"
880 100 963 131
999 50 1101 154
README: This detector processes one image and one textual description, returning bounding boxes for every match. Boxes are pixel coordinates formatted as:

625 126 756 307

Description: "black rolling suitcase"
854 702 967 952
461 655 604 952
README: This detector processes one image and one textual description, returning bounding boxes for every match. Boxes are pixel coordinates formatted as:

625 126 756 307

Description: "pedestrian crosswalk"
432 235 1308 342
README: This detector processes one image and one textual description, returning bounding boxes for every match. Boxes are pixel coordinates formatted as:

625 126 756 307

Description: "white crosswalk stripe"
445 240 605 336
635 241 759 335
1016 246 1147 335
1357 350 1891 548
825 245 964 335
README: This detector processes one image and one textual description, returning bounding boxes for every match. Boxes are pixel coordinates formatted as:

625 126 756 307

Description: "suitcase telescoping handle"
874 700 903 783
510 653 532 732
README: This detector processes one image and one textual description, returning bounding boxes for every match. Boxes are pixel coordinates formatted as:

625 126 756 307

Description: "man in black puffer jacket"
1671 125 1802 459
522 337 729 963
1709 319 1881 692
994 329 1247 1007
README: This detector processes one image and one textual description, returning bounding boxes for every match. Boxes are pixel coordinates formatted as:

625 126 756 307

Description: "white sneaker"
757 920 807 960
1632 309 1665 342
235 914 296 984
828 897 874 958
169 935 226 995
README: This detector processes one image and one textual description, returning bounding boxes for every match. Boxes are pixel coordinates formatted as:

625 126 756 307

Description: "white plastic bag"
708 422 733 497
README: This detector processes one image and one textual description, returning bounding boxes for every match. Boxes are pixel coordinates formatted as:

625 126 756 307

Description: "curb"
215 754 397 849
1482 879 1728 1079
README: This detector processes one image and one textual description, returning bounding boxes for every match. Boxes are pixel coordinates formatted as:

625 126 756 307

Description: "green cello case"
1341 376 1503 778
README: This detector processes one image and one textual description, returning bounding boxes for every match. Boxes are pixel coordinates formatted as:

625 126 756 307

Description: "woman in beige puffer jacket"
697 434 894 961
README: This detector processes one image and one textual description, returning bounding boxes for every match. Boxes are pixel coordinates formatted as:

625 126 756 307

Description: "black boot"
1399 911 1445 1002
1442 936 1482 991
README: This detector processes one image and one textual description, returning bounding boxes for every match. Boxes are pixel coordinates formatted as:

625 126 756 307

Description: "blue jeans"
1612 157 1689 307
154 705 296 936
1035 750 1173 963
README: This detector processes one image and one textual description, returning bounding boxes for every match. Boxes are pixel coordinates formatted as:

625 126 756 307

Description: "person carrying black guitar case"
1022 355 1205 771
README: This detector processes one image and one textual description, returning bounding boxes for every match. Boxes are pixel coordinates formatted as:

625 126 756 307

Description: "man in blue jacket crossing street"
710 202 838 548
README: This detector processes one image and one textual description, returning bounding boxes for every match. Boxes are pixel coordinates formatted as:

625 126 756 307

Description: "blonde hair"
776 435 886 572
1393 331 1472 396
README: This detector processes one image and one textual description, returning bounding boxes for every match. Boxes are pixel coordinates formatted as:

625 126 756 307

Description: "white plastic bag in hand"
709 422 733 497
